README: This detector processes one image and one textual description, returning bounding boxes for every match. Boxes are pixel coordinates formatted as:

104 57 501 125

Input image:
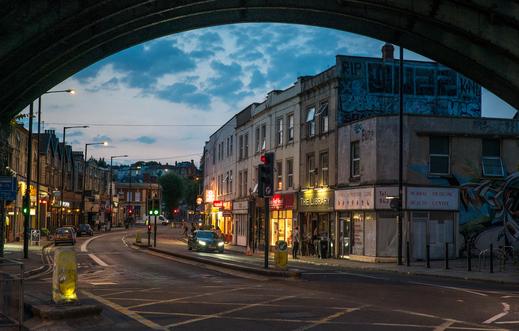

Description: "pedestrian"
182 221 188 238
190 223 196 235
292 227 300 259
215 226 222 239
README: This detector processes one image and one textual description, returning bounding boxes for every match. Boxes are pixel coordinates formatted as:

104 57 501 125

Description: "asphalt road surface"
25 229 519 331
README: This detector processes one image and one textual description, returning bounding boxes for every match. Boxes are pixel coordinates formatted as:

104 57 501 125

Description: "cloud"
136 136 157 144
93 134 112 143
248 69 267 89
157 82 211 109
207 61 247 102
66 130 85 137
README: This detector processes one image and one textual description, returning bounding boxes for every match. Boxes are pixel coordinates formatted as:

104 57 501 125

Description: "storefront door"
339 216 351 257
412 215 427 260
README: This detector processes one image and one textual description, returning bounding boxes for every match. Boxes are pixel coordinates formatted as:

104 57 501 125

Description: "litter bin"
275 240 288 269
320 239 328 259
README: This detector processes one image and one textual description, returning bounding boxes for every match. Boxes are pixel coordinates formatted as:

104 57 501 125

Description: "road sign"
0 176 17 201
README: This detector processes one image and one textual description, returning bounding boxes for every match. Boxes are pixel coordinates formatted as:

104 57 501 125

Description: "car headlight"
198 240 206 246
218 242 224 247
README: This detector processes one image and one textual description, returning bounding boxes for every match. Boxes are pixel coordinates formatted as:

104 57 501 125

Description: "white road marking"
88 253 109 267
294 306 363 331
434 320 455 331
408 281 488 297
90 282 117 286
496 320 519 324
165 295 295 328
483 302 510 324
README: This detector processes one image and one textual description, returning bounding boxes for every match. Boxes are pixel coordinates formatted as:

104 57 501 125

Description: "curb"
25 298 102 320
133 243 300 278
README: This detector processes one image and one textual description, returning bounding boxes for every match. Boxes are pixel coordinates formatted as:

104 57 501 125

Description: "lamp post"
23 102 34 259
397 46 404 265
36 89 75 231
60 125 88 227
82 141 108 224
125 165 141 225
110 155 128 228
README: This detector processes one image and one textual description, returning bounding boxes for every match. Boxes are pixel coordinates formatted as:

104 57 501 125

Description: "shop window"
429 136 450 175
286 159 294 189
287 113 294 142
320 151 329 186
482 139 504 177
351 141 360 178
276 117 283 146
306 107 316 138
276 161 283 191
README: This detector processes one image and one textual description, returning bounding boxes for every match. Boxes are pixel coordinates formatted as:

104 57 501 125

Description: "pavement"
129 226 519 285
1 238 53 278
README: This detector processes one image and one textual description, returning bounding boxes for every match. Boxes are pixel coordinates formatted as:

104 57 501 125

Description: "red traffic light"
260 155 267 164
147 224 151 232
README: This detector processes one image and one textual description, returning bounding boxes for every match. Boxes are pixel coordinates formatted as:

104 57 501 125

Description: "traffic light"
258 152 274 197
22 206 29 215
149 209 159 216
147 224 151 232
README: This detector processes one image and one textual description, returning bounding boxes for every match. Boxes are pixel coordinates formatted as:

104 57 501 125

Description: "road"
25 228 519 330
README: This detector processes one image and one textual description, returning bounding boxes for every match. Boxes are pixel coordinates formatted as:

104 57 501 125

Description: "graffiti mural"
337 56 482 124
459 172 519 251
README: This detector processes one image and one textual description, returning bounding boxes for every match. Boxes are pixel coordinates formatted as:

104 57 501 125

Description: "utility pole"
24 102 34 259
397 46 404 265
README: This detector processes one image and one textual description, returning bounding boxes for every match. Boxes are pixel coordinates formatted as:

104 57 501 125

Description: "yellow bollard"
135 231 142 244
274 241 288 270
52 248 78 304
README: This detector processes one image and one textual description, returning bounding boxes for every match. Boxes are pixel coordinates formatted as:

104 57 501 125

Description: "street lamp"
110 155 128 228
60 125 88 227
82 141 108 224
36 89 75 231
126 165 141 223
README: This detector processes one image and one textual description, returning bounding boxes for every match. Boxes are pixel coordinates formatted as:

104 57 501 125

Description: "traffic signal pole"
264 197 269 269
153 214 157 247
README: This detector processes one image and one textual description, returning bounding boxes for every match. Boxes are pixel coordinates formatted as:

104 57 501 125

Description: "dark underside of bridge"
0 0 518 119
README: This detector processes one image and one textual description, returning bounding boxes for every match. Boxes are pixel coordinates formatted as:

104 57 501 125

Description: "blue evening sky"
31 23 517 165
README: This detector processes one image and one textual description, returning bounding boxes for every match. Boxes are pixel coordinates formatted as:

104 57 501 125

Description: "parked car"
54 227 76 245
188 230 224 253
77 224 94 237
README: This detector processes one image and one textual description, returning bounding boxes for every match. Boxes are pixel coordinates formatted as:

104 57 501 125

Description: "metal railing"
0 258 23 330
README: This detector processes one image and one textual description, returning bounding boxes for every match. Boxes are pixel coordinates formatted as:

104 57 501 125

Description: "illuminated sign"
205 190 215 203
299 189 334 212
213 200 223 208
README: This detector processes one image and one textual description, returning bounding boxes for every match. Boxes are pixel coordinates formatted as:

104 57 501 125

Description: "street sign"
0 176 17 201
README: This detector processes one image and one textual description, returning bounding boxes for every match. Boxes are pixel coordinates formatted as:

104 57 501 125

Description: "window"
212 145 216 164
276 117 283 146
244 133 249 158
226 137 230 157
482 139 504 177
243 170 248 196
307 153 316 187
306 107 316 137
320 151 329 186
255 127 260 153
276 161 283 191
238 171 243 197
287 113 294 142
239 135 244 160
230 136 233 156
429 136 450 174
286 159 293 188
318 103 329 134
351 141 360 178
261 124 267 151
229 170 233 193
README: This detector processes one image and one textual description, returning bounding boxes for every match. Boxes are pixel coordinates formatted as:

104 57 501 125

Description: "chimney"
191 160 194 165
382 43 394 61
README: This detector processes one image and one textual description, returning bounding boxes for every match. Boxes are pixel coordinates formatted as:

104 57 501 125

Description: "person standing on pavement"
292 226 300 259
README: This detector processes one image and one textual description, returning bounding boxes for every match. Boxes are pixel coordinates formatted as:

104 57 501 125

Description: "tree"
158 173 185 212
183 178 199 209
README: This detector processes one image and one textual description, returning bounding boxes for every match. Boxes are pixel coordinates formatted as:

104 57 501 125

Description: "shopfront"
233 199 248 246
298 189 335 257
406 186 459 260
269 193 296 247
